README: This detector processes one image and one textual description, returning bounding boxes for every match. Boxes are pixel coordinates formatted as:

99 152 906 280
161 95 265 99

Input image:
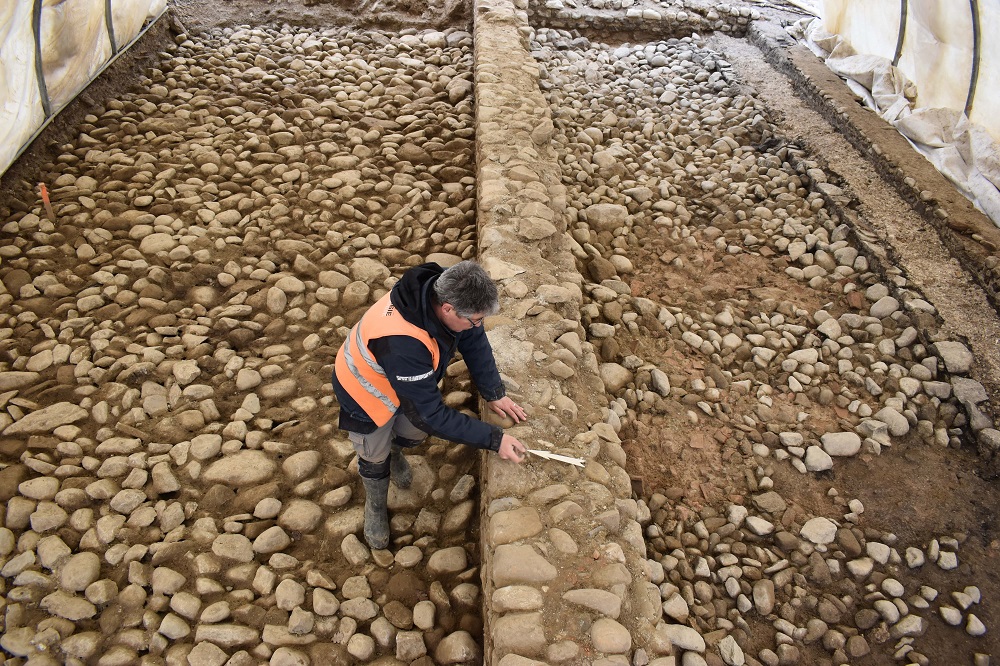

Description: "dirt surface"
0 19 485 663
170 0 470 35
725 17 1000 437
0 19 177 198
717 32 1000 407
602 32 1000 666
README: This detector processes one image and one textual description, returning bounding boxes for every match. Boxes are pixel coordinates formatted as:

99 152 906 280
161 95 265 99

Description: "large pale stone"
662 593 689 622
202 451 276 486
591 618 631 653
313 588 340 616
282 451 322 482
3 402 87 435
140 233 177 254
172 360 201 385
324 506 365 540
599 363 633 393
493 612 547 656
279 500 323 533
804 446 833 471
194 624 260 648
497 657 547 666
31 502 68 531
656 622 705 652
489 507 543 545
0 372 40 392
60 552 101 591
61 632 102 659
275 275 306 294
719 635 745 666
388 458 435 511
19 477 60 500
426 547 467 576
212 534 254 562
753 579 775 615
152 567 186 594
800 517 838 544
186 641 229 666
1 628 35 657
434 631 482 664
481 256 526 280
493 586 544 612
563 588 622 619
254 526 291 554
874 407 909 437
821 432 861 456
869 296 899 319
933 341 974 374
890 615 927 638
426 253 463 268
395 630 427 660
493 544 557 587
40 591 97 620
441 500 474 535
586 203 628 231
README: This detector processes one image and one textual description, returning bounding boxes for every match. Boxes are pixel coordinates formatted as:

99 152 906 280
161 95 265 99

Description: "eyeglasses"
464 314 485 327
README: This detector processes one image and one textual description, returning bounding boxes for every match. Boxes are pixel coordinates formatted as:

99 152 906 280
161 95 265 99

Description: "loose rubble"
530 21 998 666
1 24 491 664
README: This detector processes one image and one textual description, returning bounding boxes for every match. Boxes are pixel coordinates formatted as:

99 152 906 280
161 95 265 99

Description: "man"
333 260 528 549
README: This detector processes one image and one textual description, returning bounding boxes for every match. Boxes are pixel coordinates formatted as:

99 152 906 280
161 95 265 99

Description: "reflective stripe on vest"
335 293 440 426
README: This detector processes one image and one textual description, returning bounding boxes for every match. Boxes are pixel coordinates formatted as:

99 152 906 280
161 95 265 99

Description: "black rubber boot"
361 476 391 550
390 445 412 489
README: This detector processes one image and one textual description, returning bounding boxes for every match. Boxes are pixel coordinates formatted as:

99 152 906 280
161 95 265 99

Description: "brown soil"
618 241 1000 664
713 32 1000 406
170 0 470 35
607 34 1000 666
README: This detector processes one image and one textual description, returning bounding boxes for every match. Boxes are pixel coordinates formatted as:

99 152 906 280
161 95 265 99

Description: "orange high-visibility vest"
335 293 440 426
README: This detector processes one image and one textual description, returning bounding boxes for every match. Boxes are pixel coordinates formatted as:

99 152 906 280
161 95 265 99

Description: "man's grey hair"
433 261 500 317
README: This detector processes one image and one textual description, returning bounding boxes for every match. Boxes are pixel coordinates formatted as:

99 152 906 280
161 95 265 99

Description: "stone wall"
526 1 754 38
473 0 666 662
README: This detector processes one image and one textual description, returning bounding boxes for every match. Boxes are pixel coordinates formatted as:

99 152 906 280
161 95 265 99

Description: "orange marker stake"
39 182 56 222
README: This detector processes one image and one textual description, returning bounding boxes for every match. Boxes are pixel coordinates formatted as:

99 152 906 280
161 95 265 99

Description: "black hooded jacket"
332 263 506 451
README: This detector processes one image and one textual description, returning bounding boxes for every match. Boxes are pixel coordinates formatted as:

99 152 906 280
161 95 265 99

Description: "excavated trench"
531 22 1000 666
1 2 999 666
0 22 490 665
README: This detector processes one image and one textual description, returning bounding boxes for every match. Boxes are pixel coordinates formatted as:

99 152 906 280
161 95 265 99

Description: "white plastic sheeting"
821 0 1000 140
0 0 45 176
897 2 976 114
791 1 1000 227
0 0 165 177
42 0 113 109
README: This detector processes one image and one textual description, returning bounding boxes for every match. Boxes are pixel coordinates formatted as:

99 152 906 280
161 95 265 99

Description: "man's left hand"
487 397 528 424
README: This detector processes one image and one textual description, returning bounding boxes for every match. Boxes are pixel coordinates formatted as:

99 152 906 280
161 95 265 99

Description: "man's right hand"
498 434 527 463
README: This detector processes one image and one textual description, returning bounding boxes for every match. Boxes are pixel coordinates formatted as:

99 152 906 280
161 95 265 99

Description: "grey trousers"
348 412 428 464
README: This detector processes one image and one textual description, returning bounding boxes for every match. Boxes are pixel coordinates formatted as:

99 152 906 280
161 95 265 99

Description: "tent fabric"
113 0 166 48
976 6 1000 143
0 0 163 177
897 0 975 114
792 16 1000 228
41 0 113 110
0 0 45 176
819 0 899 61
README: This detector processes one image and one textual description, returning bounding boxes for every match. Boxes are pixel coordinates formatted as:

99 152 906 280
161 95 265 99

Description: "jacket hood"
390 262 444 329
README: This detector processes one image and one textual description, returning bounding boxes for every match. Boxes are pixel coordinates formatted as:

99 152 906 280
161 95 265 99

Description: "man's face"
441 303 486 332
